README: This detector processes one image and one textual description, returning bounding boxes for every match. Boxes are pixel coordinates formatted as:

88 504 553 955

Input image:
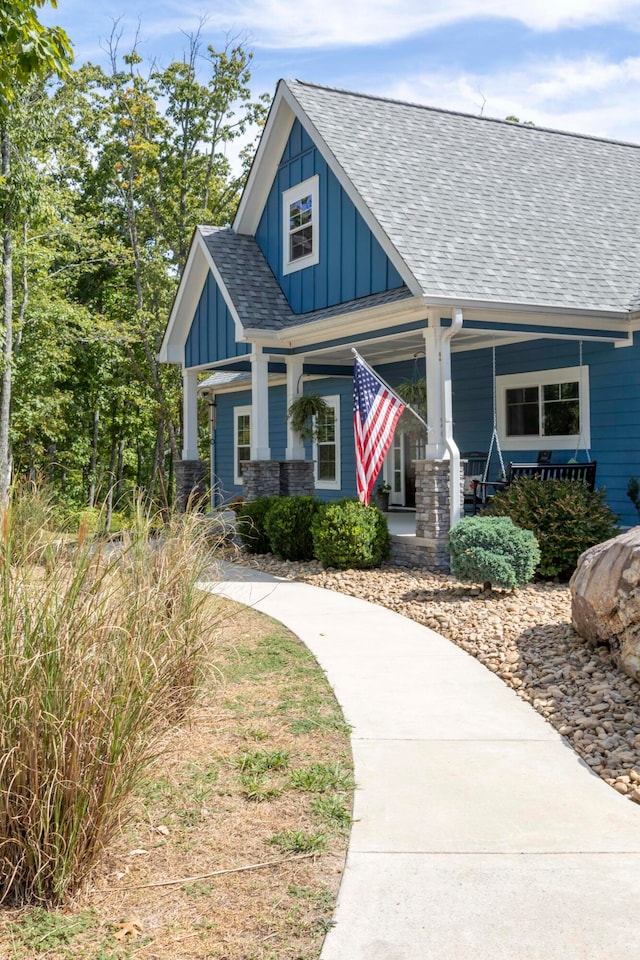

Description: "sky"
40 0 640 147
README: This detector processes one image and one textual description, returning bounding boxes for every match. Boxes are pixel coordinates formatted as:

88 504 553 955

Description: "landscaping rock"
570 527 640 682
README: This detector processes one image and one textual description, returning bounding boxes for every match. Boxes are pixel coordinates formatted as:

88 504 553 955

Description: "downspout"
442 307 463 528
208 395 217 510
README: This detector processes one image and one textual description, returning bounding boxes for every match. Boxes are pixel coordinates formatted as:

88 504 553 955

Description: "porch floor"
384 509 416 538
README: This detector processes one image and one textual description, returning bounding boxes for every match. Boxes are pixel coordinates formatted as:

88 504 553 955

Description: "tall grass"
0 490 215 905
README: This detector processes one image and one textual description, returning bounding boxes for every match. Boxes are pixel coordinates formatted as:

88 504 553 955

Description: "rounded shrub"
448 515 540 590
311 499 390 570
264 496 322 561
489 477 619 579
236 496 279 554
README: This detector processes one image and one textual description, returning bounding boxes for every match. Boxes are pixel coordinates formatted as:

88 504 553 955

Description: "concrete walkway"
205 565 640 960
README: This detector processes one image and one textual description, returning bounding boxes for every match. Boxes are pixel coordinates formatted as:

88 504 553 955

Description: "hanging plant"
287 393 329 441
395 377 427 437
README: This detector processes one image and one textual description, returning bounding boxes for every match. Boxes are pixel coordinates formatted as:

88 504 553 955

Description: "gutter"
442 307 463 528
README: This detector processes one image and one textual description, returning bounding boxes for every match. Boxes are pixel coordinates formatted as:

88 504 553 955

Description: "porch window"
234 406 251 484
497 366 590 451
282 176 319 275
313 395 340 489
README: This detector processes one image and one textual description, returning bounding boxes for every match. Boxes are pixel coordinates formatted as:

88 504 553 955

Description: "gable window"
496 366 590 451
313 395 340 489
234 406 251 484
282 175 319 275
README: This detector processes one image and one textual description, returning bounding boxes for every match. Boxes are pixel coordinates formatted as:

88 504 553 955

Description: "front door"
388 432 426 507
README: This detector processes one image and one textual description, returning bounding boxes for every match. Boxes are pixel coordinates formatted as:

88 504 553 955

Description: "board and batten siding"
452 337 640 527
256 119 404 314
184 273 250 368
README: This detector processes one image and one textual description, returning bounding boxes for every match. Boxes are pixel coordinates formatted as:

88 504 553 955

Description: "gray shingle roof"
200 226 412 330
286 79 640 314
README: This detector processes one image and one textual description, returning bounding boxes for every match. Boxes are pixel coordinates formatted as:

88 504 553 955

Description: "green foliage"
448 515 540 589
267 830 328 854
0 490 214 904
627 477 640 519
264 495 322 561
489 477 619 579
0 1 73 111
311 499 390 570
236 496 279 554
287 394 329 441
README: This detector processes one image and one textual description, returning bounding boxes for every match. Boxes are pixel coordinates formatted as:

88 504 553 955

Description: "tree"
0 0 72 503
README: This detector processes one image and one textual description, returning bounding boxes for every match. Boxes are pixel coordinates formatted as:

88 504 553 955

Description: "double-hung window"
313 395 340 490
496 366 590 451
282 175 319 275
234 406 251 484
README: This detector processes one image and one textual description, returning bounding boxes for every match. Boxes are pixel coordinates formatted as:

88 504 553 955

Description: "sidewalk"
204 564 640 960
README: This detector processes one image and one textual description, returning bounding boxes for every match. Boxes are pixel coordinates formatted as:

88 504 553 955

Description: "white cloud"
380 54 640 143
190 0 640 49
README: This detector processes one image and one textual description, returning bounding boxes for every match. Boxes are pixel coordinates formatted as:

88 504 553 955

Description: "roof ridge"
285 78 640 151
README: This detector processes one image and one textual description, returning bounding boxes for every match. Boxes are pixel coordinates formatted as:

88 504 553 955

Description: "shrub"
448 515 540 590
0 499 213 905
264 496 322 561
311 499 390 570
489 477 619 579
236 496 279 554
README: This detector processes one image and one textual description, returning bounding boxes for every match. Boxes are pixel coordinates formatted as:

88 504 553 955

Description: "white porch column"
251 347 271 460
181 367 199 460
286 356 305 460
423 323 446 458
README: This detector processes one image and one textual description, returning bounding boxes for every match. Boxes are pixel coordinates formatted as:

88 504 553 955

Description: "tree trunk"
88 408 100 507
0 123 13 504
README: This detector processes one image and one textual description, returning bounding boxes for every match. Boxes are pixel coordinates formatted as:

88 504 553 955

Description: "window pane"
317 446 336 480
316 407 335 444
237 415 250 445
237 445 250 476
543 383 560 401
561 381 579 400
542 381 579 435
290 225 313 261
506 387 539 435
289 195 312 230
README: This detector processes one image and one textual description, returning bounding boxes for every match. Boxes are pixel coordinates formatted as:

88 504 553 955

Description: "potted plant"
375 481 391 511
287 393 329 441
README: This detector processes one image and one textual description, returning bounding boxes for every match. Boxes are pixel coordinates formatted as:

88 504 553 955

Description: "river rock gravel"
233 553 640 804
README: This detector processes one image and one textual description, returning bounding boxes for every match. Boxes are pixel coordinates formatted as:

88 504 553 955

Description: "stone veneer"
412 459 465 572
241 461 281 500
175 459 208 512
279 460 315 496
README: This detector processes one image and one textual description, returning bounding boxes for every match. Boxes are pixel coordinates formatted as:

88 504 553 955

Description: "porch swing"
470 342 598 512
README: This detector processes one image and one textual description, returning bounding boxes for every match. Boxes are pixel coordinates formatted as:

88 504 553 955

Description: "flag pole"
351 348 430 433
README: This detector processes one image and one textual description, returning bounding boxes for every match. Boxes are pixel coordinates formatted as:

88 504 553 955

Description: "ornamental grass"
0 490 214 905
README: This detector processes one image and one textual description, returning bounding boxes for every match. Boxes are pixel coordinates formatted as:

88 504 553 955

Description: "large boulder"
570 527 640 682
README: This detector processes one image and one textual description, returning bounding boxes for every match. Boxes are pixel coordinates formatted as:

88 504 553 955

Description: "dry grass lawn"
0 596 352 960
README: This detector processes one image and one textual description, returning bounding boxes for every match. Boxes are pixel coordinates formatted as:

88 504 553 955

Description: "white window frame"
234 405 251 485
313 395 341 490
496 365 590 452
282 175 320 275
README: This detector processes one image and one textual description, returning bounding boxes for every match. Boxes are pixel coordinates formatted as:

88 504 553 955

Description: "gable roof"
244 79 640 315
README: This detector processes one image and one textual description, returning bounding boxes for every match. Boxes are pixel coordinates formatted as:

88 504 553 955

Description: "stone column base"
175 459 208 513
279 460 315 496
413 459 464 572
242 461 281 500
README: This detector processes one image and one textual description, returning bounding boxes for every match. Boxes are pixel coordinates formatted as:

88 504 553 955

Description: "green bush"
236 497 279 554
489 477 619 579
264 496 322 561
448 515 540 590
311 499 390 570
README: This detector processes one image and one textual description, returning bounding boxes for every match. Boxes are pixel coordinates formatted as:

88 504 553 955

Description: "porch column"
250 347 271 460
285 356 305 460
181 367 199 460
424 324 446 458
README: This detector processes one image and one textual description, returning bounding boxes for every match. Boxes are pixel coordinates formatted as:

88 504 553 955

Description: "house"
159 79 640 568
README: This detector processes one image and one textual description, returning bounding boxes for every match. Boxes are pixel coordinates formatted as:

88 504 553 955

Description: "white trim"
496 365 590 452
282 175 320 275
313 395 341 490
234 405 252 485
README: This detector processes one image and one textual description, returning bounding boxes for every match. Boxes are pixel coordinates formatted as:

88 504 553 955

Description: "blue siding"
184 273 250 368
255 118 404 314
452 337 640 527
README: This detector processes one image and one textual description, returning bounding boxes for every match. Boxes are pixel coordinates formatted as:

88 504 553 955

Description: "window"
282 176 319 275
234 406 251 484
313 396 340 489
496 366 590 451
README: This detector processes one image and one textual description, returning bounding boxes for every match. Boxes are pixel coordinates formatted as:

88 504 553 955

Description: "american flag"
353 354 406 505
